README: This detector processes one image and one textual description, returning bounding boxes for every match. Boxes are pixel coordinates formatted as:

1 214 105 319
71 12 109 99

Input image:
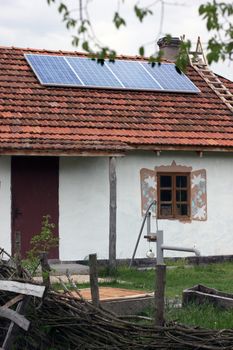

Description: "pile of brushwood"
1 255 233 349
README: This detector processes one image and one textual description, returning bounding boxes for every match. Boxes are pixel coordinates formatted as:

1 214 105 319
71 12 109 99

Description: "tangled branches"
5 290 233 350
1 252 233 349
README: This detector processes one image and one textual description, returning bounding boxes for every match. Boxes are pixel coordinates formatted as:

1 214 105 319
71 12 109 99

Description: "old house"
0 37 232 262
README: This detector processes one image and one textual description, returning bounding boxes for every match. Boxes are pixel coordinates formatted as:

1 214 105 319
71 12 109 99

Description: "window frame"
157 172 191 220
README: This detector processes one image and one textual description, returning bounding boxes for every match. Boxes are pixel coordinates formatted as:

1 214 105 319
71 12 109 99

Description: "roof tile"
0 46 232 153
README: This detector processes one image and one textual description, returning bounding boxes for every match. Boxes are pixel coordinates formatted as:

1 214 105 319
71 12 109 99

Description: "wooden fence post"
39 252 51 288
109 156 117 270
89 254 100 308
14 231 22 278
155 264 166 326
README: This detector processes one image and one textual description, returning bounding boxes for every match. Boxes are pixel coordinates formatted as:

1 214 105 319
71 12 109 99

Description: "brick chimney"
157 37 181 62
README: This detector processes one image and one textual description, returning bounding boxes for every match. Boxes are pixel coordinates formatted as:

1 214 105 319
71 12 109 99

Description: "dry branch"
1 249 233 349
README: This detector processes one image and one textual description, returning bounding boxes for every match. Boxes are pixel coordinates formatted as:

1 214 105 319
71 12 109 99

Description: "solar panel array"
25 54 200 93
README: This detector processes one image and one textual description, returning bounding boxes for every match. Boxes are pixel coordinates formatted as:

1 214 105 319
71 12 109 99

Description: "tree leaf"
113 12 126 29
139 46 145 56
58 2 68 15
71 36 79 47
82 41 90 52
134 5 153 22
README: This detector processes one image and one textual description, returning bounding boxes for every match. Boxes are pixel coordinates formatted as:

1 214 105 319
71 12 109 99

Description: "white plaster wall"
117 151 233 259
59 157 109 261
0 156 11 254
59 151 233 261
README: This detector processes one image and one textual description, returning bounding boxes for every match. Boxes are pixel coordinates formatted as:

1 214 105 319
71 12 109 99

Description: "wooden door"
11 156 59 259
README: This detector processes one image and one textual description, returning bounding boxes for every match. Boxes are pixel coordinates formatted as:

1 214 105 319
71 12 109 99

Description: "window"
141 163 207 221
157 173 190 219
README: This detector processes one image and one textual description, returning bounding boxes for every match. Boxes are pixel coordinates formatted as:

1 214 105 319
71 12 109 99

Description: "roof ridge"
0 45 173 63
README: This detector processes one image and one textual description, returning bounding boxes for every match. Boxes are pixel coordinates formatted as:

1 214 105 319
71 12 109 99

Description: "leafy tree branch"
199 1 233 63
47 0 233 69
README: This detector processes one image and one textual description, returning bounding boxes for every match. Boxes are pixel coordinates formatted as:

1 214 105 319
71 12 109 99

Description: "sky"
0 0 232 80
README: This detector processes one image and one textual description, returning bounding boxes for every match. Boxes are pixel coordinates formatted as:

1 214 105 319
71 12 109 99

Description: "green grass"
166 262 233 298
98 262 233 329
98 262 233 299
53 261 233 297
166 303 233 329
52 261 233 299
53 262 233 329
140 303 233 329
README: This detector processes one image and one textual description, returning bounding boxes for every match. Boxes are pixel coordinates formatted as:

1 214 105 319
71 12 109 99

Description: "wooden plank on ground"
0 307 30 331
2 296 31 350
0 280 45 298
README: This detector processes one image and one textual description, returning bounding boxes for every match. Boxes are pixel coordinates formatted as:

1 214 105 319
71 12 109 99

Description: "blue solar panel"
25 54 200 93
106 60 161 90
142 62 199 92
66 57 122 88
25 54 83 86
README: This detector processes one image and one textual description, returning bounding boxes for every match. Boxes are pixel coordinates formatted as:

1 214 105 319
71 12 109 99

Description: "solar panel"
66 57 123 88
25 54 200 93
25 54 83 86
142 62 199 92
106 60 162 90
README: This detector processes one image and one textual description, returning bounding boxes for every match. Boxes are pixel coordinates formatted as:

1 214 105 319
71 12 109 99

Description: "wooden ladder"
188 37 233 113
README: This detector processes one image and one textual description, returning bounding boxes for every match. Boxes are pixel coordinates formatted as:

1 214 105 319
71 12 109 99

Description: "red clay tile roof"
0 46 233 155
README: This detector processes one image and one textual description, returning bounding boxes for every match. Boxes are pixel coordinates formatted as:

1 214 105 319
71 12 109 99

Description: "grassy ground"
98 261 233 298
166 303 233 329
53 261 233 329
97 261 233 329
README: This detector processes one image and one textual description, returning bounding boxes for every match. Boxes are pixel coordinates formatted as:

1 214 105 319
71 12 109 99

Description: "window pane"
160 204 172 216
160 190 172 201
160 175 172 187
176 190 187 202
176 204 188 216
176 175 187 188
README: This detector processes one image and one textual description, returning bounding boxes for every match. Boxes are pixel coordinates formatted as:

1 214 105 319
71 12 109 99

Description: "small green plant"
22 215 59 275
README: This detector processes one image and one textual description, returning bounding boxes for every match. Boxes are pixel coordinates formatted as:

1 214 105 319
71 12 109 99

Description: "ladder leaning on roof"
188 36 233 113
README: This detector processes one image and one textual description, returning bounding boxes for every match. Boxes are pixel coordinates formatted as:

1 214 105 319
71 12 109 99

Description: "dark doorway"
11 156 59 259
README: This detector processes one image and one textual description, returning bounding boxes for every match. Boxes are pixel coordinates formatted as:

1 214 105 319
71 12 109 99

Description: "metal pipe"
129 200 156 268
156 230 164 264
147 212 151 236
161 245 201 256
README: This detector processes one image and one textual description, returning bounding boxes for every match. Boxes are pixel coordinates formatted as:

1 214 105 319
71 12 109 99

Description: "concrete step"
49 263 89 276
